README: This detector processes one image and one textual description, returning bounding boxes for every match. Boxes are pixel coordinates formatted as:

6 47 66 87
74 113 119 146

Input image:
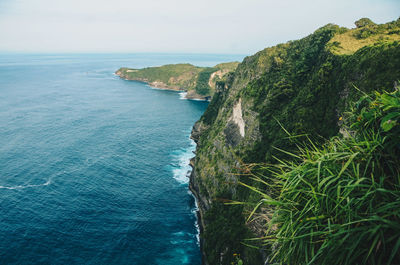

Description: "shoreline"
189 160 207 265
115 71 210 101
188 122 209 265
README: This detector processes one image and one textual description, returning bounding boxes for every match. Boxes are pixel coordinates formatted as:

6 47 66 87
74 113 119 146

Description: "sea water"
0 53 244 264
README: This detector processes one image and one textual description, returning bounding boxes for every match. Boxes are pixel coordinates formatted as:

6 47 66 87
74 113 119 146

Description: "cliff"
115 62 239 100
190 18 400 264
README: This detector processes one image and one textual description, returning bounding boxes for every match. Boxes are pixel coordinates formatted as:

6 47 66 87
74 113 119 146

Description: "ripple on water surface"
0 53 236 264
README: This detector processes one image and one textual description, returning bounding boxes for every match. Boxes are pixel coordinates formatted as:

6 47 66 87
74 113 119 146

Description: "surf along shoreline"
115 70 211 101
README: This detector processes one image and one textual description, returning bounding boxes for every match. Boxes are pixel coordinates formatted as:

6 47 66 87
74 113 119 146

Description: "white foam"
0 178 52 190
179 92 187 100
170 132 201 246
189 191 201 246
187 98 207 102
171 138 196 184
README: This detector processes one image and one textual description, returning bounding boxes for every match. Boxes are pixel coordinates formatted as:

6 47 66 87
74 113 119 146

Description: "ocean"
0 53 245 264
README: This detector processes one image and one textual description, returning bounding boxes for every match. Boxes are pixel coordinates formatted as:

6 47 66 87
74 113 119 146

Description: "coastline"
115 70 211 101
188 122 209 265
189 158 207 265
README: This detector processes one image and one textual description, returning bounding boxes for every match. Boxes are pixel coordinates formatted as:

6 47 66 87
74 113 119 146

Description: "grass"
241 88 400 264
214 62 240 71
118 63 202 89
328 18 400 55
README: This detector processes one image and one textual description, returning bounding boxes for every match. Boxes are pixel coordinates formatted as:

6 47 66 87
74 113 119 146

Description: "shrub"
195 68 217 95
245 88 400 264
355 18 376 28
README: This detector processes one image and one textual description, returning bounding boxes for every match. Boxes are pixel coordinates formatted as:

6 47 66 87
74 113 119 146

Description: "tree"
355 18 376 28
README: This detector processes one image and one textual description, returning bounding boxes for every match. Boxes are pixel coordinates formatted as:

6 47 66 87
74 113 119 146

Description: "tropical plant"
242 88 400 264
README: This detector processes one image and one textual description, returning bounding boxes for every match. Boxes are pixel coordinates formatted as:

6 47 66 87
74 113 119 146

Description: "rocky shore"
189 121 209 265
115 70 210 101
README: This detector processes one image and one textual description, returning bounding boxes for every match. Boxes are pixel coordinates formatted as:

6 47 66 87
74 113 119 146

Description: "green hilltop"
328 18 400 55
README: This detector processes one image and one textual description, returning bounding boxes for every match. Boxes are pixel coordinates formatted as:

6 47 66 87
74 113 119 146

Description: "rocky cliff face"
190 19 400 265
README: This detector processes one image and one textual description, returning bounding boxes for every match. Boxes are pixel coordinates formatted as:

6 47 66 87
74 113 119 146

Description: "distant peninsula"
115 62 239 100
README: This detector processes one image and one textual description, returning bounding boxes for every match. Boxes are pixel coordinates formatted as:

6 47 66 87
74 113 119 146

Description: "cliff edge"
190 18 400 265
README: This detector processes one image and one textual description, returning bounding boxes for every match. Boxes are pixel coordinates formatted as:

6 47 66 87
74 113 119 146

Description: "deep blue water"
0 53 245 264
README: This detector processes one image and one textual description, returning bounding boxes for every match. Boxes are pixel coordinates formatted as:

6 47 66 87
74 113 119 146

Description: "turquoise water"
0 53 244 264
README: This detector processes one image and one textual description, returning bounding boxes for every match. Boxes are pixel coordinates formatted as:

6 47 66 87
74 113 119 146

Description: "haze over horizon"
0 0 399 54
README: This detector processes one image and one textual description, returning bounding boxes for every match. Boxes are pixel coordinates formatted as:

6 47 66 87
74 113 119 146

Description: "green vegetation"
244 88 400 264
123 63 199 83
242 23 400 164
116 63 201 90
329 18 400 55
355 17 376 28
195 67 217 95
190 18 400 265
215 62 240 72
116 62 239 98
203 201 261 265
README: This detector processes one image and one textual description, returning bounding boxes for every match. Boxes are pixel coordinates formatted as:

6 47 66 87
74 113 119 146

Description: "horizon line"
0 51 249 56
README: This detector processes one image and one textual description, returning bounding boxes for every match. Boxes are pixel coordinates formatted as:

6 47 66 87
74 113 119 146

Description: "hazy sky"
0 0 398 54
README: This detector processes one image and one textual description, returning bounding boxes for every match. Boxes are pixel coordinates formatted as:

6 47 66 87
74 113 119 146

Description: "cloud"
0 0 399 53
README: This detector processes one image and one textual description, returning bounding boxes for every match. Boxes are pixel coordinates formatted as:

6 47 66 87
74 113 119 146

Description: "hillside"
328 18 400 55
115 62 239 100
189 18 400 264
250 88 400 265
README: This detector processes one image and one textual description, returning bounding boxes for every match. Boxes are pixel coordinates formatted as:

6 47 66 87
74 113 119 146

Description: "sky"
0 0 399 54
